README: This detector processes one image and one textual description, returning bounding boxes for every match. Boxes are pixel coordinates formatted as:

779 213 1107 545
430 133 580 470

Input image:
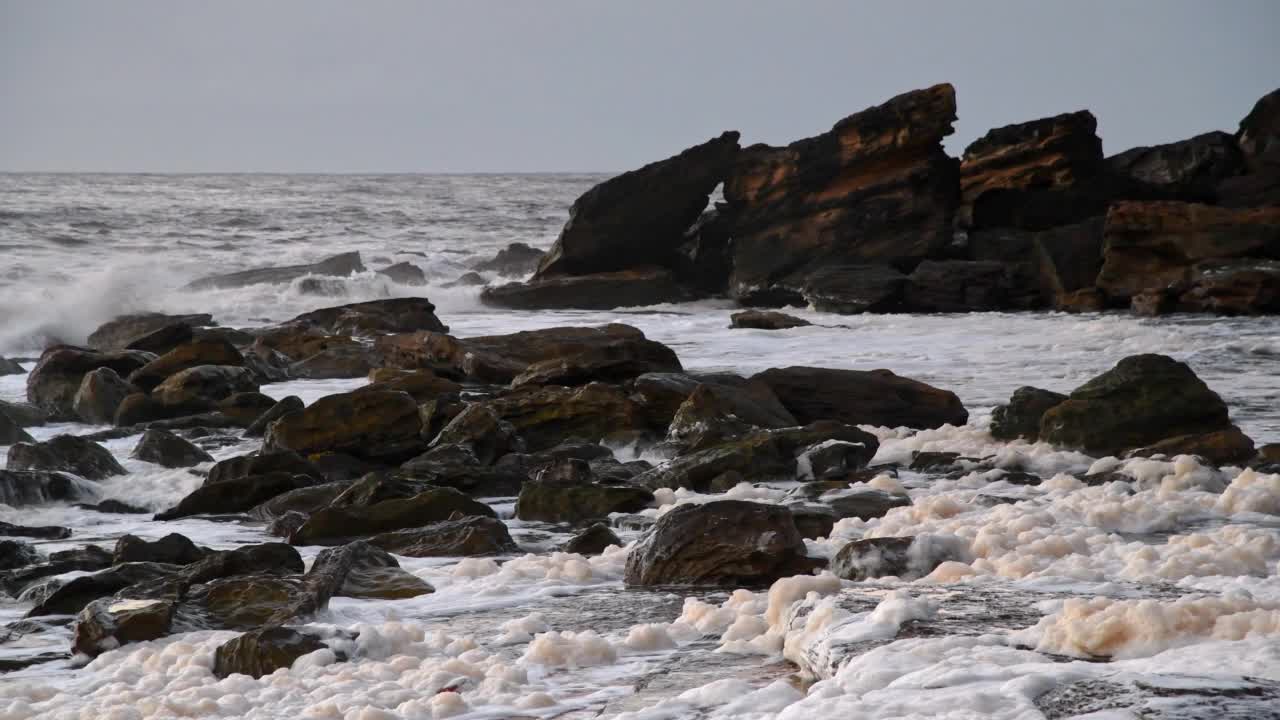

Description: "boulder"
86 313 214 351
0 469 94 506
959 110 1103 228
355 369 461 403
0 540 40 570
534 131 740 279
243 395 305 437
0 545 112 597
250 326 362 364
213 626 340 679
429 405 523 465
317 541 433 600
482 268 693 310
831 536 960 581
217 392 279 426
0 357 25 376
990 386 1068 441
25 346 154 420
667 381 798 450
1029 217 1107 308
903 260 1018 312
0 410 34 445
290 487 496 545
123 322 197 356
152 365 259 408
797 440 879 479
672 207 735 295
264 390 425 463
130 429 214 468
72 597 177 657
1107 131 1244 199
563 523 622 555
444 271 487 287
370 516 518 557
729 310 811 330
624 500 807 586
1128 427 1256 466
510 337 682 388
725 85 958 300
287 297 448 337
0 521 70 540
753 366 967 429
288 346 374 379
71 367 134 424
30 561 179 616
472 242 546 277
799 265 909 314
1040 354 1233 456
7 434 125 480
127 339 246 392
821 489 911 520
113 534 209 566
1174 260 1280 315
1216 168 1280 208
514 468 654 523
249 481 353 523
155 472 312 520
0 400 48 428
481 383 647 452
186 251 365 290
207 450 323 485
377 261 426 285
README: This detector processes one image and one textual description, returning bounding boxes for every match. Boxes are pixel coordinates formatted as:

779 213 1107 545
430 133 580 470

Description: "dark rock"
113 534 209 566
514 468 654 523
128 339 246 392
25 346 154 420
290 487 496 545
78 499 149 514
0 357 26 376
753 366 967 429
799 265 908 314
990 386 1067 441
370 516 518 557
0 540 40 570
789 505 838 540
30 561 179 616
124 322 196 356
1107 131 1245 198
535 131 740 279
186 251 364 290
667 381 798 450
287 297 448 337
726 85 958 300
249 481 353 522
71 367 133 424
624 500 807 586
288 346 374 379
356 369 461 403
377 261 426 285
831 536 961 581
217 392 279 425
250 326 361 365
131 428 214 468
1031 218 1107 309
0 521 71 540
1175 259 1280 315
155 472 311 520
0 469 93 506
444 271 487 287
1040 354 1233 456
1128 427 1256 465
213 626 340 679
1055 287 1109 313
87 313 215 351
429 405 524 465
1216 167 1280 208
0 545 112 597
0 399 48 427
472 242 546 277
672 208 734 295
314 541 433 600
264 390 425 463
1237 87 1280 172
416 393 465 443
72 596 176 656
821 489 911 520
510 336 683 389
482 382 647 452
268 511 310 538
7 434 125 480
243 395 305 437
729 310 811 330
0 410 34 445
563 523 622 555
797 439 879 479
152 365 259 408
482 268 693 310
903 260 1018 312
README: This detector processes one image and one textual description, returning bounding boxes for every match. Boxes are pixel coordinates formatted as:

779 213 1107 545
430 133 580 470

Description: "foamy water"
1 174 1279 718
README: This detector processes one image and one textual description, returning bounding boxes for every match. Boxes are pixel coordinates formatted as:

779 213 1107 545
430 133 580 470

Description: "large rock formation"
1107 131 1244 200
724 84 959 302
25 346 154 420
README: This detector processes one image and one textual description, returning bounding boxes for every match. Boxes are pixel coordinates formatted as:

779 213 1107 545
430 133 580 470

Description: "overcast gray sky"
2 1 1277 173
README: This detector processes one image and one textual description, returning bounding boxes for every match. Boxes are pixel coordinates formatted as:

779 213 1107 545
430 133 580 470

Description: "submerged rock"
290 487 496 545
0 469 95 507
483 268 693 310
131 429 214 468
7 434 126 480
728 310 812 330
186 251 365 290
563 523 622 555
830 535 961 581
753 366 967 429
376 261 426 285
213 626 344 679
370 516 518 557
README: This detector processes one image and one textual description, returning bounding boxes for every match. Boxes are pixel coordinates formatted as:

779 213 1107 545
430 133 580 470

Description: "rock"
430 405 523 465
1174 259 1280 315
624 500 807 586
264 390 425 463
79 499 149 514
753 366 967 429
510 336 682 388
113 534 208 566
0 545 112 597
563 523 621 555
0 540 40 570
1040 354 1233 456
287 297 447 337
1096 201 1280 307
155 472 312 521
789 505 838 540
152 365 259 408
72 597 176 657
726 85 958 300
797 440 879 480
124 322 197 356
217 392 279 426
376 261 426 285
1056 287 1109 313
213 626 339 679
7 434 125 480
1237 88 1280 172
1128 427 1256 465
903 260 1018 312
0 469 94 506
0 357 25 376
990 386 1068 441
250 326 362 365
186 251 365 290
0 400 48 428
206 450 322 485
1107 131 1244 199
112 392 186 426
127 339 246 392
1216 167 1280 208
87 313 215 351
482 268 693 310
535 131 740 279
0 521 71 540
249 481 353 523
130 429 214 468
316 541 433 600
797 265 909 314
243 395 305 437
830 536 960 581
629 372 715 428
671 207 735 295
729 310 811 330
288 346 374 379
416 393 466 443
31 561 179 616
290 487 497 545
473 242 546 277
0 410 34 445
514 469 654 524
482 383 647 452
444 271 487 287
370 516 518 557
667 381 798 450
356 369 461 403
25 346 154 420
959 110 1103 228
821 489 911 520
71 367 134 424
1029 218 1107 308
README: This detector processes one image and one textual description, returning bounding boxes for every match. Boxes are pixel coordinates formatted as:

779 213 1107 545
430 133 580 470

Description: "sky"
1 1 1277 173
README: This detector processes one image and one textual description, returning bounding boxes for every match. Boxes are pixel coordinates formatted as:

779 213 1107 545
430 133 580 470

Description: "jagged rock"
483 268 693 310
672 207 734 295
1040 354 1234 456
960 110 1103 228
753 366 967 429
290 487 496 545
243 396 304 438
356 369 461 403
377 261 426 285
155 472 312 520
0 400 47 428
729 310 811 330
831 536 960 581
128 339 246 392
215 452 320 487
264 390 425 463
990 386 1068 441
287 297 448 337
152 365 259 408
131 429 214 468
0 410 34 445
1096 201 1280 307
1128 427 1256 465
0 521 70 540
667 380 797 450
186 251 364 290
430 405 523 465
87 313 215 351
1107 131 1244 199
0 540 40 570
370 516 518 557
70 367 133 424
727 85 957 302
25 346 154 420
563 523 622 555
113 534 209 566
213 626 341 679
0 469 94 506
481 382 647 452
514 465 654 523
7 434 125 480
472 242 546 277
0 357 26 376
535 131 740 279
624 500 807 586
1237 87 1280 172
